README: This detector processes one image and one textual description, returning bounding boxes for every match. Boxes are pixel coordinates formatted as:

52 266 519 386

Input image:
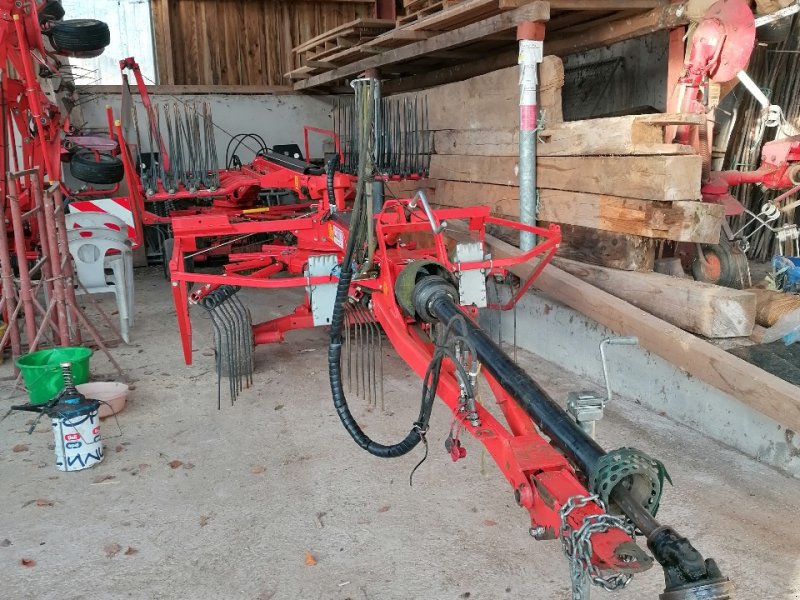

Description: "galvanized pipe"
517 24 544 252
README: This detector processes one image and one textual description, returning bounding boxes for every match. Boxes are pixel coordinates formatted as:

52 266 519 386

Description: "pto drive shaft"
417 276 734 600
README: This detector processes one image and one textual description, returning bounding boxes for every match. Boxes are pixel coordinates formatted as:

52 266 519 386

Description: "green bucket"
16 347 93 405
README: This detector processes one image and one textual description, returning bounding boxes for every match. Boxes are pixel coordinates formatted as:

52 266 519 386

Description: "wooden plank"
403 0 498 30
545 4 688 56
548 0 666 7
408 57 564 129
481 232 800 433
545 222 656 271
294 2 550 90
428 154 702 201
151 0 175 84
79 85 293 95
430 180 723 243
553 257 756 338
433 114 701 156
292 18 394 53
537 190 723 244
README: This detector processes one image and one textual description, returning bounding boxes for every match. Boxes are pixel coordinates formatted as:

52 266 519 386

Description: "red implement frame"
167 195 640 572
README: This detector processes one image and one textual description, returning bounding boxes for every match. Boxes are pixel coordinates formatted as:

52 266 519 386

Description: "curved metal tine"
354 300 363 399
206 102 220 189
217 294 242 400
358 302 375 410
229 293 253 387
374 305 384 412
202 303 224 410
360 304 371 407
344 303 353 393
364 302 378 411
213 294 237 404
356 303 371 409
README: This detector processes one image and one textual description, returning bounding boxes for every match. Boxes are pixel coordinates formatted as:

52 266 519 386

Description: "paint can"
51 398 104 472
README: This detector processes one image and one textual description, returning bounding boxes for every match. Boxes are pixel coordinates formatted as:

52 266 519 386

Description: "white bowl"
76 382 129 418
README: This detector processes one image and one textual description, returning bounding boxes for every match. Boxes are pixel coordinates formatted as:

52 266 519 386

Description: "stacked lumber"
289 0 532 79
408 60 724 272
397 58 752 338
398 0 464 26
287 19 395 80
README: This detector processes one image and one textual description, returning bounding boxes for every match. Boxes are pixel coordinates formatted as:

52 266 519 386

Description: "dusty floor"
1 267 799 600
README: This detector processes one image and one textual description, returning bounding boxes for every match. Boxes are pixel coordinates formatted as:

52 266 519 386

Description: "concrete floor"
1 267 799 600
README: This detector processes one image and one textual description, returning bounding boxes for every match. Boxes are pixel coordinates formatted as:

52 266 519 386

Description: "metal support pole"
517 22 545 252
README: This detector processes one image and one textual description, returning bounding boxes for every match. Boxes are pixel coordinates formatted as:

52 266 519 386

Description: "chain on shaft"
559 494 637 599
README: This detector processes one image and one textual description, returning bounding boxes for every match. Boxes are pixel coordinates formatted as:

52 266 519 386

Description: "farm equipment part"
673 0 800 287
113 56 358 270
165 74 734 599
0 1 133 365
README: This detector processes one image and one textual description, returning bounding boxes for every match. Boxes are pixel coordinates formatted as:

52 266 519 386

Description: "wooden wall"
150 0 375 87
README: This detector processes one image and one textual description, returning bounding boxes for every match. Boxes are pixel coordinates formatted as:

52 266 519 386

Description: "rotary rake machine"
163 77 734 600
674 0 800 288
113 56 364 270
1 1 122 226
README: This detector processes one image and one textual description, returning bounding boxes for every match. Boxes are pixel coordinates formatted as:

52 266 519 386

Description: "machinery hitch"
416 276 734 600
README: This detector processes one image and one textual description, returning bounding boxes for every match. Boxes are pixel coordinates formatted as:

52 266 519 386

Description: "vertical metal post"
366 70 384 215
517 22 545 252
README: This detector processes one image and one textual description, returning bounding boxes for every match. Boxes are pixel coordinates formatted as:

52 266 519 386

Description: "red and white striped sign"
68 198 136 240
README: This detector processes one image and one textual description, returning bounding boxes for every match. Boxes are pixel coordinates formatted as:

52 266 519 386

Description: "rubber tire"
50 19 110 54
692 244 736 287
70 151 124 185
38 1 65 23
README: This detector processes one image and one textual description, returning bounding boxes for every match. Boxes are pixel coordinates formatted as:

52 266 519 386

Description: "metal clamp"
409 190 446 234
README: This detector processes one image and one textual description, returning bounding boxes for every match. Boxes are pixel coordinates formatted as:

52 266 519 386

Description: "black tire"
38 1 65 24
70 151 124 185
692 244 736 287
49 19 110 56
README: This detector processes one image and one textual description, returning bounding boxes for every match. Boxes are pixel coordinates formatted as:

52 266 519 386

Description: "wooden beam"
428 154 703 200
433 113 702 157
537 190 723 243
546 223 656 271
79 85 294 95
151 0 174 85
553 257 756 338
381 48 517 94
545 4 689 56
482 233 800 433
294 2 550 90
548 0 667 8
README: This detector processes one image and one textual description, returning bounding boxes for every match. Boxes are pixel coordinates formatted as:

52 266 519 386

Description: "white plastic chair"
66 220 134 343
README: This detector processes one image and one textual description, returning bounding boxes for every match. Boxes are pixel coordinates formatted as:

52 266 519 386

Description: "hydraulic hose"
328 78 429 458
326 154 338 210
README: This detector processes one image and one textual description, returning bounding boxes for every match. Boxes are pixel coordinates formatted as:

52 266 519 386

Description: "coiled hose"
328 80 429 458
326 154 338 209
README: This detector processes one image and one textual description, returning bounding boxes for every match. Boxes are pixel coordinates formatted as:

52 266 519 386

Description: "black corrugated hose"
328 82 431 458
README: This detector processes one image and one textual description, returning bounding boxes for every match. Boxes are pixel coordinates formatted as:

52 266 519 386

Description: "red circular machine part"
702 252 723 281
704 0 756 82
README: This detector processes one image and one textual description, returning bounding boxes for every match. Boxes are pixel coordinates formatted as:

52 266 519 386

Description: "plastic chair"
66 212 135 330
66 229 133 343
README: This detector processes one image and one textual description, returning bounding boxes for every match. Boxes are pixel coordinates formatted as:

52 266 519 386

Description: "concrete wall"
482 290 800 479
77 93 335 167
